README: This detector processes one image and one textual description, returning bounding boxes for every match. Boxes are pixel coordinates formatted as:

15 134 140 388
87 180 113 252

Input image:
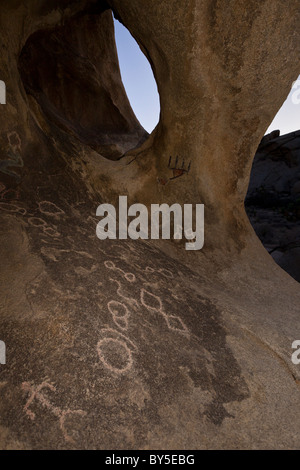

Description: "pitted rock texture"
0 0 300 450
0 193 299 450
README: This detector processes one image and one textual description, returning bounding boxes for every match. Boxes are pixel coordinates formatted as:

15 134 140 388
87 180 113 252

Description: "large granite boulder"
0 0 299 449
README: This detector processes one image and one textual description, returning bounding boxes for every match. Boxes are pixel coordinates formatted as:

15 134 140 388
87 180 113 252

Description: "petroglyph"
40 246 70 262
141 288 189 336
28 217 60 238
22 380 86 444
38 201 65 218
104 260 136 283
145 266 155 274
22 380 57 421
28 217 47 227
43 226 60 238
0 202 26 215
0 139 245 442
110 278 139 307
145 266 173 279
107 300 130 331
96 328 137 374
97 338 133 373
98 328 138 351
168 155 191 180
164 315 189 335
74 265 97 276
140 288 164 313
74 250 94 259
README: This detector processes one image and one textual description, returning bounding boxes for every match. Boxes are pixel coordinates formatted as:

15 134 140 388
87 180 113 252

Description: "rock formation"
0 0 299 449
246 130 300 282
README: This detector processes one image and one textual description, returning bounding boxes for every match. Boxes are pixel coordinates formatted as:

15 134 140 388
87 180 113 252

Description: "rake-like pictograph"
168 156 191 180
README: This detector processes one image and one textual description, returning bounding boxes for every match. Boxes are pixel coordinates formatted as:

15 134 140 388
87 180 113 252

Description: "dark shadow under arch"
18 8 148 161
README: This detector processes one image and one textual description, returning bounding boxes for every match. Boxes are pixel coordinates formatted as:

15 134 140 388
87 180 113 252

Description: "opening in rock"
114 18 160 134
18 8 148 160
246 76 300 282
266 75 300 135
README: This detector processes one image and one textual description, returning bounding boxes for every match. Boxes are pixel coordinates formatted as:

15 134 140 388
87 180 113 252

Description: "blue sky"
114 19 300 136
114 19 160 133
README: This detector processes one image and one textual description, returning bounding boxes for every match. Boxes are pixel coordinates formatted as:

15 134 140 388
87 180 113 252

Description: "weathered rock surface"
0 0 299 450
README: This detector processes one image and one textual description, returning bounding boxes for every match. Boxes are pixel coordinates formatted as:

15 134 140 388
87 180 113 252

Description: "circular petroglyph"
108 300 129 331
97 337 133 373
124 272 135 283
104 260 114 269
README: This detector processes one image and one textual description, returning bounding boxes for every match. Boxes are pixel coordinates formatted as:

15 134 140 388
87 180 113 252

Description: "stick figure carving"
22 380 86 445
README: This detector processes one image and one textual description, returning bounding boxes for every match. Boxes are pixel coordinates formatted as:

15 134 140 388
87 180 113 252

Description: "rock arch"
0 0 299 450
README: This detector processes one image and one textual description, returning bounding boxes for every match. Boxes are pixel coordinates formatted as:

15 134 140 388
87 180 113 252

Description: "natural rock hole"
114 16 300 282
18 8 149 161
1 0 300 450
114 18 160 134
18 8 299 282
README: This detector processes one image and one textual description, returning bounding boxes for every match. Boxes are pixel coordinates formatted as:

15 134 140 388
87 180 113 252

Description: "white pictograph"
107 300 130 331
96 328 137 374
0 202 26 215
141 288 189 336
109 278 139 307
28 217 60 238
38 201 65 218
104 260 136 283
145 266 174 279
22 380 86 444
